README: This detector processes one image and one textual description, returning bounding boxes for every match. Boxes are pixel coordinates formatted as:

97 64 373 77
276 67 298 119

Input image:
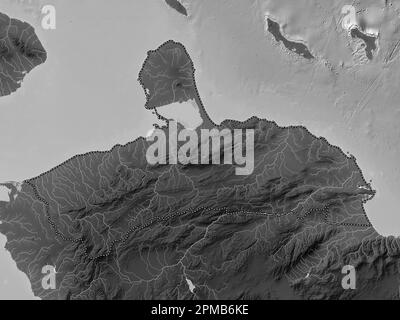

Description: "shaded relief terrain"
1 40 399 300
0 12 47 96
350 27 377 60
140 40 197 110
266 17 314 60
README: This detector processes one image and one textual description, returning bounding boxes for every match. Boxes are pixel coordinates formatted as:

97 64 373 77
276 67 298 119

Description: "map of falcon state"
1 38 399 300
1 0 400 301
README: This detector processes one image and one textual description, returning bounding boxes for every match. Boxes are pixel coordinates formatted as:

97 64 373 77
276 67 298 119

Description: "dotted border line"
26 178 371 262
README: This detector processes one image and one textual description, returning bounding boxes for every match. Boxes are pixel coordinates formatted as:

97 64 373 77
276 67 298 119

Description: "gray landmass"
165 0 188 16
350 27 378 60
1 40 399 300
267 18 314 60
0 12 47 96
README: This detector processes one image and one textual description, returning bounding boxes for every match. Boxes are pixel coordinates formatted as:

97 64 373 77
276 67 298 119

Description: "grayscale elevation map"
0 0 400 303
